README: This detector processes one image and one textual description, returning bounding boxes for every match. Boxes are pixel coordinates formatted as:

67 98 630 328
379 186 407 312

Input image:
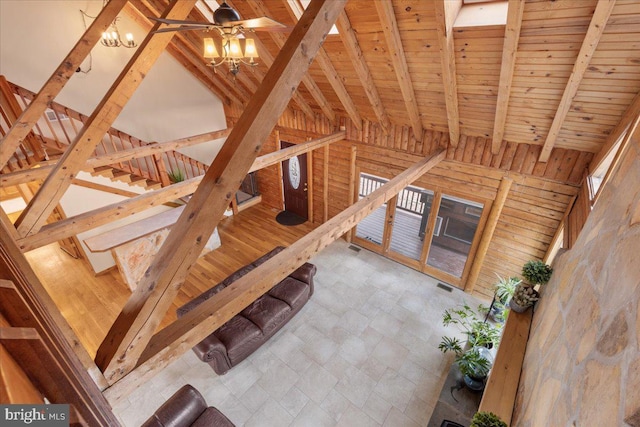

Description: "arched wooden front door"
281 141 308 219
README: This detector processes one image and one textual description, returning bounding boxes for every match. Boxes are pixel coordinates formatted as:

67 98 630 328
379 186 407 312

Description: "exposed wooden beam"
14 131 336 252
434 0 461 147
14 0 199 238
104 149 444 401
249 131 345 172
284 0 363 131
492 0 525 154
335 11 392 136
95 0 347 384
464 177 513 293
374 1 423 141
591 90 640 171
246 0 337 127
16 178 202 252
0 0 128 169
538 0 616 162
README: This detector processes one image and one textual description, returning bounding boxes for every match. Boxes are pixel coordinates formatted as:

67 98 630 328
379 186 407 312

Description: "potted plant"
521 260 553 286
439 304 501 391
509 283 539 313
167 168 186 183
489 275 520 322
470 411 508 427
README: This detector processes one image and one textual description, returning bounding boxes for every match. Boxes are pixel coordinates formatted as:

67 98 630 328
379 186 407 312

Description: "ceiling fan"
151 2 290 36
151 2 289 75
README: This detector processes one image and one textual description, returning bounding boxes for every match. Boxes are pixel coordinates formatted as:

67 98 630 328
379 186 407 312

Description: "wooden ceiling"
127 0 640 166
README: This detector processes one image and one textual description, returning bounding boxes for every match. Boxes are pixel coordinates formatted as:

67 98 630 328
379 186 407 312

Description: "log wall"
224 107 584 300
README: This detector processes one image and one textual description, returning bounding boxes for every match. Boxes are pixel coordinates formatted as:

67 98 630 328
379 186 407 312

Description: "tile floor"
114 240 480 426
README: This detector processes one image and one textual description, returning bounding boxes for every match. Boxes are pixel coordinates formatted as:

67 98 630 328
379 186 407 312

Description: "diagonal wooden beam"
492 0 525 154
0 0 128 169
591 90 640 171
284 0 362 131
13 0 198 238
104 149 444 401
374 1 423 141
538 0 616 162
246 0 337 127
94 0 347 384
434 0 461 147
335 11 391 136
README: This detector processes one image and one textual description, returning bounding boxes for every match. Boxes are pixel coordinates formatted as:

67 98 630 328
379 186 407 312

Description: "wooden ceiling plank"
94 0 347 384
285 0 362 131
374 1 423 141
492 0 526 154
0 0 128 169
590 89 640 170
247 0 337 126
104 149 445 402
538 0 617 162
13 0 199 238
435 0 462 147
335 11 392 135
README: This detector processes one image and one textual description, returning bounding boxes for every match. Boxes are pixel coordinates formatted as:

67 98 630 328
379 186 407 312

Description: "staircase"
1 79 210 192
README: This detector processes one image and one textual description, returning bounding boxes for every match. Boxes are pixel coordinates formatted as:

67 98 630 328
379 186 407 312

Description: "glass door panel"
354 173 386 247
389 186 433 261
426 194 484 278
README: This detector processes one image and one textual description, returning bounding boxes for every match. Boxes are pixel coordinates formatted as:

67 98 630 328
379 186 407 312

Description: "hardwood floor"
25 203 316 358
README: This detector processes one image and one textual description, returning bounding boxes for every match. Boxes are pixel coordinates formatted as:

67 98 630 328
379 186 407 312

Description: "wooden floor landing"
25 203 316 358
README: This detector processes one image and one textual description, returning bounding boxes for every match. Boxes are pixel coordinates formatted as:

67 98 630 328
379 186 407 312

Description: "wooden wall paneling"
308 150 314 222
95 0 348 385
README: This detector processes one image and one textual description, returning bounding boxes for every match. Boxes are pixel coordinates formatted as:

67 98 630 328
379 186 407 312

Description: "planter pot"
463 373 487 392
509 298 532 313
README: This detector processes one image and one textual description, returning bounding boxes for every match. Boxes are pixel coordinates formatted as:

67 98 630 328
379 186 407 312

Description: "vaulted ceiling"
127 0 640 166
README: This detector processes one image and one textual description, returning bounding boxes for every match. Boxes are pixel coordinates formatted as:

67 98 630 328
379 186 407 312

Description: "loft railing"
4 82 209 186
359 173 427 216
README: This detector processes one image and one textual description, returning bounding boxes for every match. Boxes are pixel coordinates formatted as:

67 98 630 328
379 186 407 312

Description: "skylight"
454 1 508 27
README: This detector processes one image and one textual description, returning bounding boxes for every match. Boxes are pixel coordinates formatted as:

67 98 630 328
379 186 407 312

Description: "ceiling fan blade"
235 17 289 30
150 17 214 26
153 26 212 34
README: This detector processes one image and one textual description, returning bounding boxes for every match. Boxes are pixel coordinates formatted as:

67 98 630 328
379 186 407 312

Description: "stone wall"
512 129 640 426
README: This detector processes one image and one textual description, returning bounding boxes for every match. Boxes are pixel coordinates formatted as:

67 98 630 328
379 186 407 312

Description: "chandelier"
101 18 137 48
203 34 258 75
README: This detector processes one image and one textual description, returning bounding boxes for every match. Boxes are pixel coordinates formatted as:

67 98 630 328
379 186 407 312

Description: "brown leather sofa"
177 246 316 375
141 384 234 427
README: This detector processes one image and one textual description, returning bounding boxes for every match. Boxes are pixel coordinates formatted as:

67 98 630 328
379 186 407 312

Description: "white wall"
0 0 227 164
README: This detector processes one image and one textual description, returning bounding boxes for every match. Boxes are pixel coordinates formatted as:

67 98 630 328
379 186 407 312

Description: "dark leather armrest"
289 263 317 284
192 334 227 363
141 385 207 427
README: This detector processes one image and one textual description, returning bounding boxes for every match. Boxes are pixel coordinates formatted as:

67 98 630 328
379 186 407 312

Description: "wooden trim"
374 1 423 140
0 0 128 169
538 0 616 162
591 90 640 171
14 0 198 237
103 149 444 403
95 0 349 385
479 309 533 424
492 0 525 154
249 131 345 172
336 11 391 135
346 145 357 241
323 145 329 223
464 177 513 293
435 0 461 147
0 224 117 424
308 150 314 223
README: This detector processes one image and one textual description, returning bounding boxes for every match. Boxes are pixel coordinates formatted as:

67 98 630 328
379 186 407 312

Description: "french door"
352 173 490 289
